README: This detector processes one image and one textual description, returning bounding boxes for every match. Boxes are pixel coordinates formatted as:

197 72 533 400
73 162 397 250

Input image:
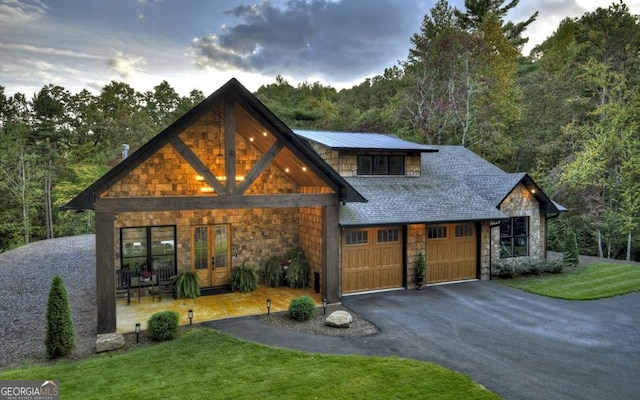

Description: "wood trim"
236 139 285 195
95 193 340 213
323 204 341 303
225 101 236 195
170 137 226 195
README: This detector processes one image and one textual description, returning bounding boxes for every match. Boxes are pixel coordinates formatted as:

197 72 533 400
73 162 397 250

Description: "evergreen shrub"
288 295 316 321
45 275 75 359
147 310 179 341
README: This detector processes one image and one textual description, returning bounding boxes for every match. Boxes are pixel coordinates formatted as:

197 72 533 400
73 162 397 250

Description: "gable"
62 79 364 211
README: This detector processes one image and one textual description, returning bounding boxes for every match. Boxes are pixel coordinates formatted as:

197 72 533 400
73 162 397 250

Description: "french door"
192 224 231 288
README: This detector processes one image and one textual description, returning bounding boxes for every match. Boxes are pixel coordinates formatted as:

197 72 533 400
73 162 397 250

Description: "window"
345 230 368 245
121 226 176 277
500 217 529 257
377 228 399 243
357 155 404 175
455 224 474 238
427 226 447 239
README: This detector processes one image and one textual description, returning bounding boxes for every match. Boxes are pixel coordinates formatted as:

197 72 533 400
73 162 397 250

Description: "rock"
325 310 353 328
96 333 125 353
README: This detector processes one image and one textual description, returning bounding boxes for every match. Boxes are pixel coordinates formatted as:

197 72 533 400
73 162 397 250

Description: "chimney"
121 144 129 160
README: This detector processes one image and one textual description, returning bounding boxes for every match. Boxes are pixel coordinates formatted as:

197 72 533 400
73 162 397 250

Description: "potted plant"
415 252 426 290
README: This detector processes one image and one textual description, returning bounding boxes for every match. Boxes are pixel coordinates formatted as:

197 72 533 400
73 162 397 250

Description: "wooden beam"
96 211 116 334
236 139 284 195
95 193 340 213
170 137 226 195
225 101 236 195
323 204 341 303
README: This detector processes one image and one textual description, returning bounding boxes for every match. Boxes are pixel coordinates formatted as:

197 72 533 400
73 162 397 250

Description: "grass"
499 263 640 300
0 329 499 400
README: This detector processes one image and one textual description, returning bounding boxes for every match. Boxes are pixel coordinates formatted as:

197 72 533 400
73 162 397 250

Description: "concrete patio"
116 285 321 333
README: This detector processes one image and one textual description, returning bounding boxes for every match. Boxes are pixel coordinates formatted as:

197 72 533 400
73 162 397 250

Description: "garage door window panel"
346 230 368 245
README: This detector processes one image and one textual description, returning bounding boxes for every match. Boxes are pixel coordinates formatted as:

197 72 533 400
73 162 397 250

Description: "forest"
1 0 639 261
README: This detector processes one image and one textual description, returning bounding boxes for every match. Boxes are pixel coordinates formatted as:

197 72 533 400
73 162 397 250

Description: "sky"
1 0 639 98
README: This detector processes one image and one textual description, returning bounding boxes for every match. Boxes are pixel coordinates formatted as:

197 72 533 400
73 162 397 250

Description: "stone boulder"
96 333 125 353
325 310 353 328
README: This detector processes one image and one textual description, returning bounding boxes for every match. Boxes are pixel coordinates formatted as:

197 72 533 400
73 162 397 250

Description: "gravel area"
0 235 97 370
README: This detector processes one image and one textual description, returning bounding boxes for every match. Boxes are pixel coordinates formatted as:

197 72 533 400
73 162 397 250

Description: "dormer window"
357 155 405 176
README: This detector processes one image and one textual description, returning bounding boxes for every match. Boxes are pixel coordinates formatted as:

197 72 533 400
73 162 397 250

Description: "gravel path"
0 235 97 370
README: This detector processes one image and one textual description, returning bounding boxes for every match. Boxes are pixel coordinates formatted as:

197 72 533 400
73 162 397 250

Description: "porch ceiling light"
266 298 271 315
188 309 193 326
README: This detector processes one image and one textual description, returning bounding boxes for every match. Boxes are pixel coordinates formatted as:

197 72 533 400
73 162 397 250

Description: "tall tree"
454 0 538 49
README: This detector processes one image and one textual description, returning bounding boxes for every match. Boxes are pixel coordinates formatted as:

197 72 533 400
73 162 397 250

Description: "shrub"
415 252 426 276
231 262 259 292
282 248 310 289
263 256 283 287
45 275 76 359
147 311 179 341
563 230 579 266
492 259 567 279
288 295 316 321
176 272 200 299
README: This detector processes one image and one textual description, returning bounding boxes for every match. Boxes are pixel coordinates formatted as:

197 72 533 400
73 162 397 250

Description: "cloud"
0 0 47 25
188 0 418 82
107 51 147 80
0 42 105 59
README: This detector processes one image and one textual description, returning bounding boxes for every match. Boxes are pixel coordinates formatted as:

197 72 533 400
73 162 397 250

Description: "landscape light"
188 309 193 326
266 298 272 315
135 323 141 343
323 298 327 315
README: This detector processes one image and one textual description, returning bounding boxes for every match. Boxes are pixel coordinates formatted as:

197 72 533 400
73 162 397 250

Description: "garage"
426 223 477 283
342 226 403 294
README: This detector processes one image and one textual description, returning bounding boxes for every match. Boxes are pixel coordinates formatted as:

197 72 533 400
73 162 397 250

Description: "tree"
454 0 538 49
32 85 72 240
45 275 75 359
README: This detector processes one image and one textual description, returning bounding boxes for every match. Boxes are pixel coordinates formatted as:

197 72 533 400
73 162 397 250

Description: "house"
62 79 564 334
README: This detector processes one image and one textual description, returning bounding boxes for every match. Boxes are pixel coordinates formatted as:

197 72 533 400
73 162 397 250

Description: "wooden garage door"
426 223 477 284
342 227 403 294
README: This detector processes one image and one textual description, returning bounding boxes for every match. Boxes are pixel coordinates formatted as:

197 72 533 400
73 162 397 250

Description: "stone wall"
492 183 545 265
299 205 324 290
114 208 300 275
406 224 427 288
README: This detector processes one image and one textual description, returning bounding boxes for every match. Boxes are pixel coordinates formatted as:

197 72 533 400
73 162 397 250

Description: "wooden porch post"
96 211 116 334
322 204 340 303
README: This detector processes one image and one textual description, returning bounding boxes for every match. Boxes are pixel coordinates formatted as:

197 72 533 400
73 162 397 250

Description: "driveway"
203 281 640 400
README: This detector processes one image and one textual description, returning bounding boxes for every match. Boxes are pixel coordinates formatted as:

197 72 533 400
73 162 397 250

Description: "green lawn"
499 263 640 300
0 329 498 400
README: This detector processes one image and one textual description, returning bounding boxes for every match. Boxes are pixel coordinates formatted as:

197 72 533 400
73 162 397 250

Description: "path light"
323 298 327 315
135 323 141 343
188 309 193 326
266 298 271 315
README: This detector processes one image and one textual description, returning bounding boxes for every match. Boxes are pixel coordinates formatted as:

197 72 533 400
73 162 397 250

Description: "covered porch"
116 285 322 333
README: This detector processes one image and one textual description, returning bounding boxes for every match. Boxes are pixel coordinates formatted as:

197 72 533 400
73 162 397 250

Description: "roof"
339 145 564 226
61 79 365 211
295 130 438 152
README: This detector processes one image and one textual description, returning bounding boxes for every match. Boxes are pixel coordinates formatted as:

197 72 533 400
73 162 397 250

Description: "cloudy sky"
1 0 638 98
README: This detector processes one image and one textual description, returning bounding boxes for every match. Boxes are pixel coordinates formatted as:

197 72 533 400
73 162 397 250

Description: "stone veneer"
406 224 427 288
114 208 300 275
492 183 545 265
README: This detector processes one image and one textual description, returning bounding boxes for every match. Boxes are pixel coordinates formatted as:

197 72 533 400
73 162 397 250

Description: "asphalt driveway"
203 281 640 400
